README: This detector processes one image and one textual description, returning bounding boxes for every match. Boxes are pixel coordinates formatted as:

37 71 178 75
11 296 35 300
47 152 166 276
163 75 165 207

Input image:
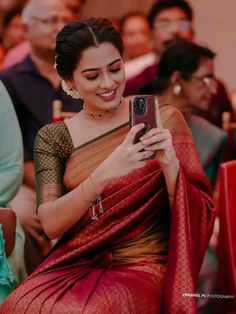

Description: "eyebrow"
157 17 189 22
81 58 122 73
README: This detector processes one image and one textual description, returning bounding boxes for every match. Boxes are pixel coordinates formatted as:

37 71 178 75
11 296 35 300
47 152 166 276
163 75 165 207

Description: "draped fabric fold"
0 106 215 313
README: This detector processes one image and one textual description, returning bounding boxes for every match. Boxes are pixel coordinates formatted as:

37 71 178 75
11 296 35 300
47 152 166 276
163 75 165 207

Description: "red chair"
216 160 236 313
0 208 16 256
222 112 236 161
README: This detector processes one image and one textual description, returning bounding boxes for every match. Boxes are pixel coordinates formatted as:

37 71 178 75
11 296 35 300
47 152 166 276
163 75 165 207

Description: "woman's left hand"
140 127 178 166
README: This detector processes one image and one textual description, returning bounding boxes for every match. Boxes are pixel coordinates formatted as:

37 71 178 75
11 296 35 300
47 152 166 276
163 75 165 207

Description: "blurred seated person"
0 80 26 303
155 40 227 186
0 0 83 273
124 0 234 128
154 39 226 313
0 6 26 69
0 0 26 31
119 12 155 80
1 17 215 313
3 0 85 69
63 0 85 21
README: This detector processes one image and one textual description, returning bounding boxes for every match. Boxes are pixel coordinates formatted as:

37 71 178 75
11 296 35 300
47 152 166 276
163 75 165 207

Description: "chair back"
0 208 16 256
52 100 76 122
222 112 236 160
217 160 236 312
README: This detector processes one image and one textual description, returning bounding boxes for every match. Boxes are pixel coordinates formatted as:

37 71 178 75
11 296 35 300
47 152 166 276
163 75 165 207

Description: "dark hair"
55 17 124 80
2 6 23 28
155 40 215 94
148 0 193 29
119 11 149 35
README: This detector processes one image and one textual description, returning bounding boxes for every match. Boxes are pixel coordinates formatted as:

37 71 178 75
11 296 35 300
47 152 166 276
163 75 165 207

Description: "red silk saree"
1 106 215 313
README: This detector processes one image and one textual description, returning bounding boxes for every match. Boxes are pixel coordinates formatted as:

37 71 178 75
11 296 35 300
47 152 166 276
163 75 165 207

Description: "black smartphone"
129 95 161 144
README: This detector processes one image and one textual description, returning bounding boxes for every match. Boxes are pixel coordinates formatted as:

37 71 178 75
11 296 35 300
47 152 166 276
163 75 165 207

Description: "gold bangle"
80 179 104 221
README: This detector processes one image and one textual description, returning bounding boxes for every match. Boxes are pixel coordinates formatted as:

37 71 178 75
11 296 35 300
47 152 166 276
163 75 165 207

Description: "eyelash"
87 75 98 81
110 68 121 73
86 68 121 81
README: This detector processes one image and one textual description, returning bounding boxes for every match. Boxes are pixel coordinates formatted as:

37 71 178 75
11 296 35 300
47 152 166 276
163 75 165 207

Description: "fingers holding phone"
121 122 156 162
129 95 178 165
129 95 157 145
129 95 162 160
97 122 155 181
140 125 177 166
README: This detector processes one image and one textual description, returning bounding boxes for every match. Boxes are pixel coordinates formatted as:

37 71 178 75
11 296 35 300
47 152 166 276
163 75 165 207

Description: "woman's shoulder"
35 122 74 157
36 122 69 143
159 103 183 118
159 104 187 127
37 121 68 137
159 103 194 146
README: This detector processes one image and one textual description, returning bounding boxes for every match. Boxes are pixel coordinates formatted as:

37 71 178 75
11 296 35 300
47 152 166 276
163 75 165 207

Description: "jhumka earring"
61 80 81 99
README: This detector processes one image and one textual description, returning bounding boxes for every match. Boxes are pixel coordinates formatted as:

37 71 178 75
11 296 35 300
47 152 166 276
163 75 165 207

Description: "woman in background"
155 40 227 186
1 18 215 313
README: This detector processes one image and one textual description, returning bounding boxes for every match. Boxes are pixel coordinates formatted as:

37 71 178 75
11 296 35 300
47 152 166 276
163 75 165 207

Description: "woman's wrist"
79 177 97 204
89 165 111 195
79 164 112 207
161 159 180 200
160 158 179 172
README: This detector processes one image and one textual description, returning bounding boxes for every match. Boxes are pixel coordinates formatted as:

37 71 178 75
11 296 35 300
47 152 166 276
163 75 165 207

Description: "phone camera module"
134 97 146 115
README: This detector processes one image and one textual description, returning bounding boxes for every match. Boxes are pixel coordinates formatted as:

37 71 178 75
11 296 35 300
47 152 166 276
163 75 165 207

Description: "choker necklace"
83 105 118 118
83 98 123 118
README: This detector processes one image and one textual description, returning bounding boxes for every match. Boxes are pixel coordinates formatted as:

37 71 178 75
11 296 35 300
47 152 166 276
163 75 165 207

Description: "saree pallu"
1 105 215 314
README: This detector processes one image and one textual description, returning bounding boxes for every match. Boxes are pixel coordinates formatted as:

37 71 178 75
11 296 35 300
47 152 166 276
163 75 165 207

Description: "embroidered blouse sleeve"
34 123 72 208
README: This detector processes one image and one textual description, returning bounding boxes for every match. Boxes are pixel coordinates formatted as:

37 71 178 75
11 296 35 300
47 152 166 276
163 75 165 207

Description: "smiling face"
69 42 126 112
180 58 217 111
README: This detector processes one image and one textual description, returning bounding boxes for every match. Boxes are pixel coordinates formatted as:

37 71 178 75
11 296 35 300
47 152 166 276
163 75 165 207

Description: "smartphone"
129 95 161 144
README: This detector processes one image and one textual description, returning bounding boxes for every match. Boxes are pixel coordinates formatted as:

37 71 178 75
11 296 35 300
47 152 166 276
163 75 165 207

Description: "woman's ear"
64 79 76 90
61 79 81 99
170 71 181 85
170 71 182 96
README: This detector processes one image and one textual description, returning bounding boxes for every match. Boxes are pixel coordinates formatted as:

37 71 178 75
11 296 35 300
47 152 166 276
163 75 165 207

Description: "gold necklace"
83 105 118 118
83 98 123 118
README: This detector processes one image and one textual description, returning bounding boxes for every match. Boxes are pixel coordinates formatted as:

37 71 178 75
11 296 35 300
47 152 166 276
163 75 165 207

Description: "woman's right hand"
96 123 154 182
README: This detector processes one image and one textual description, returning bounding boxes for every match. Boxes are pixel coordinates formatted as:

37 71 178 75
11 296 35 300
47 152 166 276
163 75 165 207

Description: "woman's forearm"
160 159 180 206
37 164 111 239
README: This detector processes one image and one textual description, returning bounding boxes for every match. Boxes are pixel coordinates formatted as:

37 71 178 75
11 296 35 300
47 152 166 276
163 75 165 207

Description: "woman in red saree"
1 18 215 314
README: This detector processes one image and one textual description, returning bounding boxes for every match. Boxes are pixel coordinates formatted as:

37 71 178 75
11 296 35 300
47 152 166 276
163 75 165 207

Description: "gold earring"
61 80 81 99
173 84 182 96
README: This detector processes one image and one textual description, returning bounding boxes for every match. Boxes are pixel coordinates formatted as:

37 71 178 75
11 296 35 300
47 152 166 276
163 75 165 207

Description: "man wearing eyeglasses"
2 0 85 69
124 0 234 129
0 0 83 274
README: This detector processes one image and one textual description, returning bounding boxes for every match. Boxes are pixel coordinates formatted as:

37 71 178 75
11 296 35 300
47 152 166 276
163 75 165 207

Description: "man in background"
119 12 155 81
124 0 234 128
3 0 85 68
